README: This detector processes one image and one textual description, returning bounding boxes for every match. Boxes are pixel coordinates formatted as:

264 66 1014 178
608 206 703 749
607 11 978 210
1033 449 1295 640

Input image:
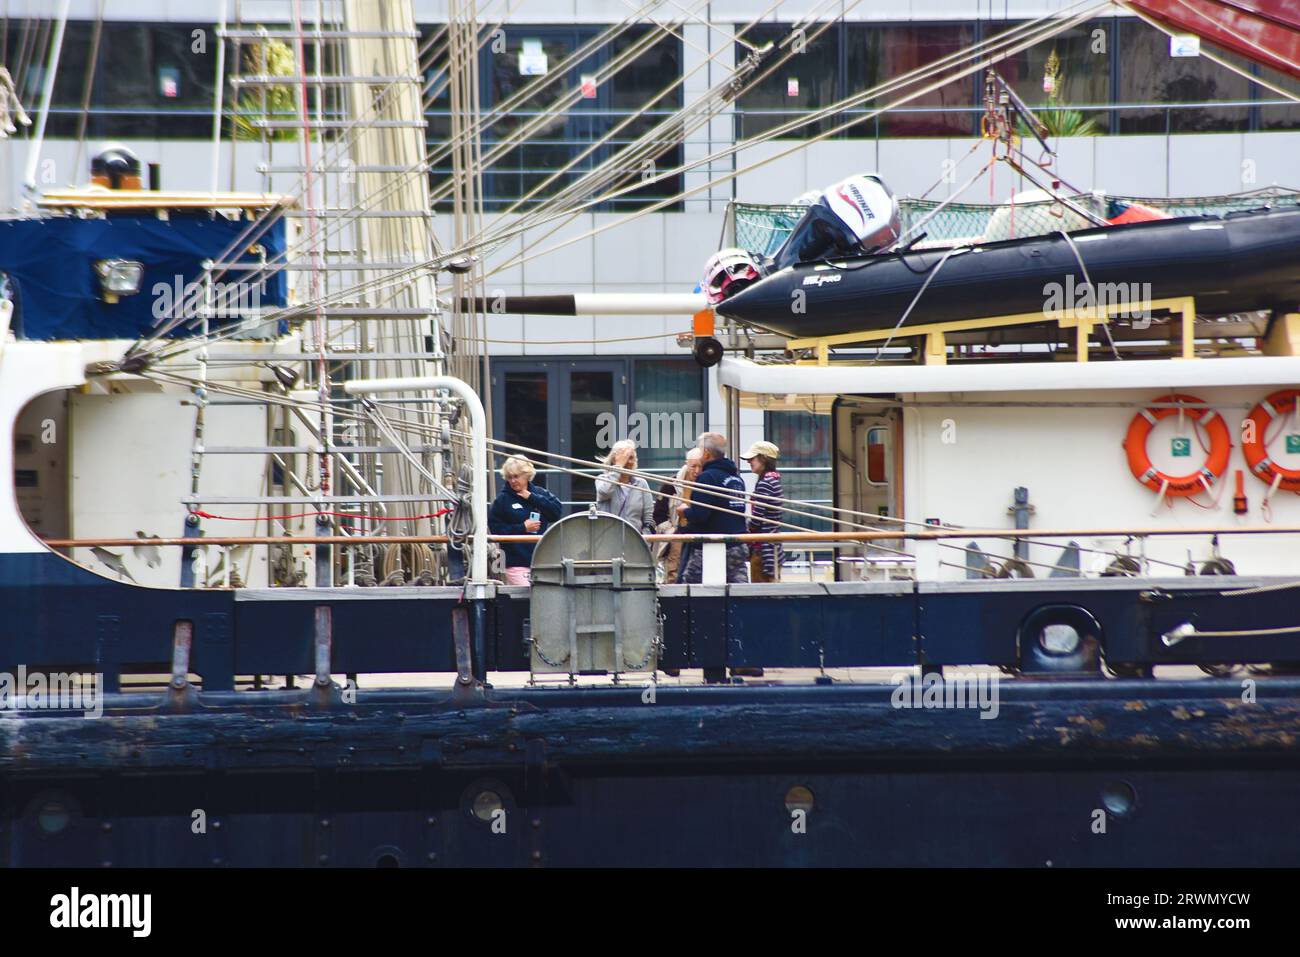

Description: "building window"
473 25 683 211
734 22 841 140
632 358 705 475
492 357 703 509
1254 60 1300 132
731 16 1297 140
3 21 221 140
985 19 1113 135
1117 19 1251 133
846 24 978 138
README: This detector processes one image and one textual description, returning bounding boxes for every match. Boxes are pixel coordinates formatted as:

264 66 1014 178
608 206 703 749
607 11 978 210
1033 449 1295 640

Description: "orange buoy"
1123 393 1231 497
1243 389 1300 493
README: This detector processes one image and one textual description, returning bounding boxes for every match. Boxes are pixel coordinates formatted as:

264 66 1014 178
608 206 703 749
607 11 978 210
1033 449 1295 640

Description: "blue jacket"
488 483 564 568
680 456 747 535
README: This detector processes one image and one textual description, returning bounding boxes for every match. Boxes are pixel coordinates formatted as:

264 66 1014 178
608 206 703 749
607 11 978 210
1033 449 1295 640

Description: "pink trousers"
504 566 531 586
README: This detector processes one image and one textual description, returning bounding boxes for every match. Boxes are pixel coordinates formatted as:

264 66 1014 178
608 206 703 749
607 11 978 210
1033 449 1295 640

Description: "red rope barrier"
190 508 453 523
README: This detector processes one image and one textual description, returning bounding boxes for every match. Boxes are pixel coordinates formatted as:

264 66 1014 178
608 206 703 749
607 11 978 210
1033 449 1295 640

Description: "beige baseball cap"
741 441 780 460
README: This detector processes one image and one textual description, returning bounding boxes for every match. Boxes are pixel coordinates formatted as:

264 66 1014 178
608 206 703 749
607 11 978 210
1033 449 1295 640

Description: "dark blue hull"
5 680 1300 866
4 551 1300 866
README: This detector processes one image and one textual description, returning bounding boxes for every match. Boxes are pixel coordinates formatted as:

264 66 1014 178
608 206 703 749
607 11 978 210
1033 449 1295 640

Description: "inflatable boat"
712 190 1300 339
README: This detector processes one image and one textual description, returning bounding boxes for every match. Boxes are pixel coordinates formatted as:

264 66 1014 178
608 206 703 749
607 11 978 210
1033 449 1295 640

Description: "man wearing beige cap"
742 440 784 583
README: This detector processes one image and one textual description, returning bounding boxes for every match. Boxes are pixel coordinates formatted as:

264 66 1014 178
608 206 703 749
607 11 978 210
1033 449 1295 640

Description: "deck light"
1039 622 1081 655
94 259 144 302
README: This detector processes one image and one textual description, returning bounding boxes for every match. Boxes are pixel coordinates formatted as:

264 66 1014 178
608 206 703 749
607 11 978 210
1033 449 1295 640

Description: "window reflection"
986 20 1111 134
732 16 1297 139
503 372 549 489
1118 19 1250 133
765 410 832 532
2 21 218 139
633 359 704 474
479 25 683 211
734 22 840 140
848 24 978 138
1 15 1296 165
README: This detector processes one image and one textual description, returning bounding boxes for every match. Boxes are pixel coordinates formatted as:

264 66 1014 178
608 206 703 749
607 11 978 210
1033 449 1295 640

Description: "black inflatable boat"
713 205 1300 339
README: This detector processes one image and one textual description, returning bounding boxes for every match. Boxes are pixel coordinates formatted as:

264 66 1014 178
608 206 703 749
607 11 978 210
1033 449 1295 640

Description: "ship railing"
42 524 1300 587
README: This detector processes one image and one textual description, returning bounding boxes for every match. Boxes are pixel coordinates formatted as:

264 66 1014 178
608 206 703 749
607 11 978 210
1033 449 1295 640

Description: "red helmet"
702 248 762 305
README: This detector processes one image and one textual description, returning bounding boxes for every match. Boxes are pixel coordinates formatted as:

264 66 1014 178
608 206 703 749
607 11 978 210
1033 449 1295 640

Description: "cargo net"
732 187 1300 257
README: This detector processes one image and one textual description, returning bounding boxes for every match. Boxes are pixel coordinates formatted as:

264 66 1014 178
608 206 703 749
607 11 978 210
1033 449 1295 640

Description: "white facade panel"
483 312 526 356
1168 134 1248 197
663 212 727 285
1241 133 1300 192
733 139 808 201
521 307 597 355
593 213 666 283
877 138 953 197
1092 134 1168 195
520 213 597 286
592 311 675 356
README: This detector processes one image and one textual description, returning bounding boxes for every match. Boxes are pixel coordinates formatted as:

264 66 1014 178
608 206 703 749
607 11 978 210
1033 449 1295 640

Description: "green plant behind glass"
231 35 299 141
1021 47 1099 139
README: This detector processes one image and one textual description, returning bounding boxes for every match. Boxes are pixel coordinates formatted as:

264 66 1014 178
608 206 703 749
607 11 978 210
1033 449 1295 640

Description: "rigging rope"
139 0 1104 369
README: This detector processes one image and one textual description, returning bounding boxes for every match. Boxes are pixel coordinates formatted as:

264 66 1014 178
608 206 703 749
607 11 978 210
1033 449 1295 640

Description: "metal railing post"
343 375 489 680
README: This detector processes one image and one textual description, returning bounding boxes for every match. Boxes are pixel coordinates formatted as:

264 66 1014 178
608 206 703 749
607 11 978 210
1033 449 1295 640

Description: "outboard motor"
770 174 900 271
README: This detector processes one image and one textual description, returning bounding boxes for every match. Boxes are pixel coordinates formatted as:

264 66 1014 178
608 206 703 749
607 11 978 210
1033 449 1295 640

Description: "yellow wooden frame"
786 296 1199 365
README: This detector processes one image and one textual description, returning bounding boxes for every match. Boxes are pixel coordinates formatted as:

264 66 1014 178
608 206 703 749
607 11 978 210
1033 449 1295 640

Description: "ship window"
764 410 832 532
865 427 888 486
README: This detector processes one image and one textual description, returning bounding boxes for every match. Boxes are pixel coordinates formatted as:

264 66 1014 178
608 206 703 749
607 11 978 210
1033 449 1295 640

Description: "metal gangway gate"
527 511 661 680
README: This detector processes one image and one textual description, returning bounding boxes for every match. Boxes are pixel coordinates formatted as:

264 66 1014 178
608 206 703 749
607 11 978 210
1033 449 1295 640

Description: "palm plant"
230 36 299 141
1021 48 1100 139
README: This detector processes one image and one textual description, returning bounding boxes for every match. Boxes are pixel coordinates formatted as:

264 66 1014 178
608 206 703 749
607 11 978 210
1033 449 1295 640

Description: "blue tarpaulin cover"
0 214 287 340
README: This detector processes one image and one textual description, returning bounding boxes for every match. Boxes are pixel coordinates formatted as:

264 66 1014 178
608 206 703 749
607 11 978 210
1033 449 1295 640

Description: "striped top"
748 469 784 578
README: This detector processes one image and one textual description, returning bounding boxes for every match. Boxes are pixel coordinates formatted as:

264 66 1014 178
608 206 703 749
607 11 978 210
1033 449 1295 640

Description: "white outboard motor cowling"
770 174 900 270
821 174 900 252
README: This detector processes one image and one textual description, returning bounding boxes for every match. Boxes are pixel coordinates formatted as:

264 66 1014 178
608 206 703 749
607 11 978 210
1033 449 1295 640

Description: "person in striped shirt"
742 441 784 583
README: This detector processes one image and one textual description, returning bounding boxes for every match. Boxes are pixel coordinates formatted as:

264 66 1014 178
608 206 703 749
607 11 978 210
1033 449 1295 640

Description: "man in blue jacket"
677 432 750 584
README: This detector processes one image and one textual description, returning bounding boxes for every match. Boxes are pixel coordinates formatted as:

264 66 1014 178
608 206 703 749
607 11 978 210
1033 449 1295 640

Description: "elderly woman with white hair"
595 439 656 534
488 455 564 586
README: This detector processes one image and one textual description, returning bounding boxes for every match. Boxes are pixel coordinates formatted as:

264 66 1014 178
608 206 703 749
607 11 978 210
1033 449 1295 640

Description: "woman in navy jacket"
489 455 563 585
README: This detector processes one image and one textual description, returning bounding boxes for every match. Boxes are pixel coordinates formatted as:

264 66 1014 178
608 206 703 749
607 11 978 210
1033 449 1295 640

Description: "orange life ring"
1243 389 1300 493
1123 393 1231 497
